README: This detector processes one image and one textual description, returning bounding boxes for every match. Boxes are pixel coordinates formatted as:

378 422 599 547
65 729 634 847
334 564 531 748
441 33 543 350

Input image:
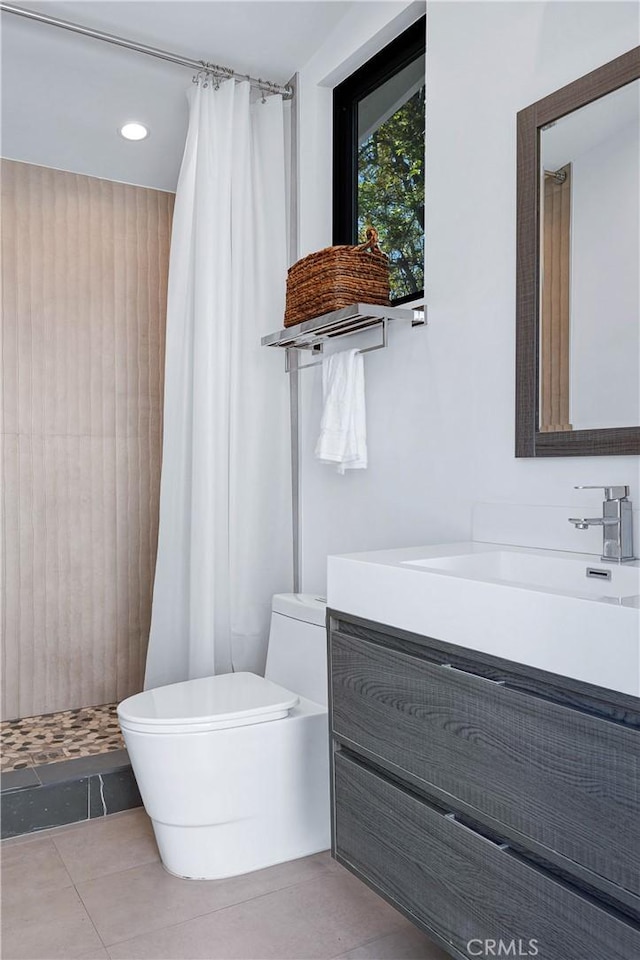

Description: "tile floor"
0 808 451 960
1 705 125 772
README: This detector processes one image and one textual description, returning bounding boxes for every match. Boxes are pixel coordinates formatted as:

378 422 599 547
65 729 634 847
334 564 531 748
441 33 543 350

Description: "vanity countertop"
327 542 640 697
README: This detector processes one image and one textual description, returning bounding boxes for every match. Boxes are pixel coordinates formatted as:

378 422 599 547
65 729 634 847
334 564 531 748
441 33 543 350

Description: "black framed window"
333 16 425 304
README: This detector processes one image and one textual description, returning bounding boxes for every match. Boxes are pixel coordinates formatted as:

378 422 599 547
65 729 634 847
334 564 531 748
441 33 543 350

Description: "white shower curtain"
144 80 291 690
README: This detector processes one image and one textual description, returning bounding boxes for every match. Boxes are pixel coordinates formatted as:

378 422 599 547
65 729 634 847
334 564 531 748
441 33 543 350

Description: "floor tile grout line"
72 880 110 953
53 850 162 887
63 847 331 893
326 921 411 960
56 837 78 892
0 837 75 892
1 806 146 847
49 821 160 884
2 839 419 960
77 861 348 949
1 831 77 892
104 903 407 960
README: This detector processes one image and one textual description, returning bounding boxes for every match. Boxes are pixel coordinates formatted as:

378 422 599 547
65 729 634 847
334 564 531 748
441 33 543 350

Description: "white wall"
570 120 640 429
296 1 640 594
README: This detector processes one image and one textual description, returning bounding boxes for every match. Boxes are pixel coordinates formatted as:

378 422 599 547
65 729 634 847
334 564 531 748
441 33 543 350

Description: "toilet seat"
117 672 299 735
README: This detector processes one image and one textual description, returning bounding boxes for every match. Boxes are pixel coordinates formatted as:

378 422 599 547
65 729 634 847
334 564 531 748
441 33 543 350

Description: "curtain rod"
0 2 294 100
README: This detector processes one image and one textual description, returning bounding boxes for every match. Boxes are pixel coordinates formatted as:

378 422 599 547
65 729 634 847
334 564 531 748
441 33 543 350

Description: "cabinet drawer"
330 630 640 898
334 751 640 960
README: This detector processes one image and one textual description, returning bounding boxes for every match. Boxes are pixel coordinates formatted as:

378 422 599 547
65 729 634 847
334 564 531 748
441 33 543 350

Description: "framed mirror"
516 47 640 457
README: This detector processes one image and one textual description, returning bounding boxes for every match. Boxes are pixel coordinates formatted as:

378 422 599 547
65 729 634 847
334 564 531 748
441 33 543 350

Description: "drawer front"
334 751 640 960
330 630 640 897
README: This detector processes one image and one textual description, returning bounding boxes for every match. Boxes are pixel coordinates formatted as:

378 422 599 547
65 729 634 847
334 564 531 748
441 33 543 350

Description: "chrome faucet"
569 485 636 562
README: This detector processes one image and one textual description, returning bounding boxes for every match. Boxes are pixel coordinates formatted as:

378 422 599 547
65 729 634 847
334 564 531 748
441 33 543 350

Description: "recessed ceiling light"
119 122 149 141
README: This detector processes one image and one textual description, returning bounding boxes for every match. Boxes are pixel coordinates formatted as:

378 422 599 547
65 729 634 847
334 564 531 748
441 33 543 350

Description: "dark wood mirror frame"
515 46 640 458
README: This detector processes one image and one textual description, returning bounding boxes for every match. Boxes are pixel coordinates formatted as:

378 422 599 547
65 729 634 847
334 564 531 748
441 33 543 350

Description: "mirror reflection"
538 79 639 433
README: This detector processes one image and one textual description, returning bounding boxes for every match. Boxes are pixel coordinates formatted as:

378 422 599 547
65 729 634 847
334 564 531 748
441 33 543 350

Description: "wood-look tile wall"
540 165 572 434
1 159 174 720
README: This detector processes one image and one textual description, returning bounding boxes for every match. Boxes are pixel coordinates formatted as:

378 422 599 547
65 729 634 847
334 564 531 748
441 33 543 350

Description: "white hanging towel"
315 348 368 474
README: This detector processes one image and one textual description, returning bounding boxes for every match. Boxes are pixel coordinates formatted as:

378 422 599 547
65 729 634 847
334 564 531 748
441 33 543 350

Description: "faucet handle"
574 485 630 500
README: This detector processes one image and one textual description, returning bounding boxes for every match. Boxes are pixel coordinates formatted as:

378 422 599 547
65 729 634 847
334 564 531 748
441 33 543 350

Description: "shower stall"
1 1 293 837
0 158 174 834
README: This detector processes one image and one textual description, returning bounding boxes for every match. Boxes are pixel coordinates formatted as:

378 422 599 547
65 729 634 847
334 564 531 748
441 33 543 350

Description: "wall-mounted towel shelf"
261 303 426 372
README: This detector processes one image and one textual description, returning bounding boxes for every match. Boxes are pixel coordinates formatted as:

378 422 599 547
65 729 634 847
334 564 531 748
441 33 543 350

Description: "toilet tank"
264 594 328 706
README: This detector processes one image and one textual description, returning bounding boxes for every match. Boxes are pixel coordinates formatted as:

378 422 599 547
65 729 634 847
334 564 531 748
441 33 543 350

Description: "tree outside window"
358 87 425 301
333 16 425 305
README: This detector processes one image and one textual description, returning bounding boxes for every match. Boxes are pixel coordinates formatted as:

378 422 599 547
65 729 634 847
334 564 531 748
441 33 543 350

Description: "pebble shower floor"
0 703 125 772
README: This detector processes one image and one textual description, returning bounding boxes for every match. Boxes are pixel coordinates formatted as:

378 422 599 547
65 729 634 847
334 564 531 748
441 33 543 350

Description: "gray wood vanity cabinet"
327 610 640 960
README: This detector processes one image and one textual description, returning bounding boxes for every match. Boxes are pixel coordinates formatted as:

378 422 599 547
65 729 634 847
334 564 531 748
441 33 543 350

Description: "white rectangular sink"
327 542 640 697
403 550 639 602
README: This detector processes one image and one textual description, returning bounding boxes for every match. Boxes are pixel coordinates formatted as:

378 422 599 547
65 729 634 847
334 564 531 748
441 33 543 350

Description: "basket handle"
356 226 387 258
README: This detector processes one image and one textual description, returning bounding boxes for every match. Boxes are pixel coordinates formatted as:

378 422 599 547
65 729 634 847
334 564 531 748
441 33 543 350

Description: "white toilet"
117 594 330 880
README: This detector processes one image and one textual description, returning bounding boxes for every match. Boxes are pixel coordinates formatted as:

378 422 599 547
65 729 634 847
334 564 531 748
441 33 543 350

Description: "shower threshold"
1 703 142 839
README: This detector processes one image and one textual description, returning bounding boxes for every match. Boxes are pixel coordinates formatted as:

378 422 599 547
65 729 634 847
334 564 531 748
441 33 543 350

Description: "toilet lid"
118 672 299 734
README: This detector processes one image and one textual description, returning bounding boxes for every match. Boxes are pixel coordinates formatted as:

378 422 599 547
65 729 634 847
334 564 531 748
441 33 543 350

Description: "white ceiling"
1 1 355 190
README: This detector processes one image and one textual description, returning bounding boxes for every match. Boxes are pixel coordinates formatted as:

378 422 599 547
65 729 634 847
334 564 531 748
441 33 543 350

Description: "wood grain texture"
334 751 640 960
330 630 640 899
1 160 174 720
330 612 640 729
515 45 640 457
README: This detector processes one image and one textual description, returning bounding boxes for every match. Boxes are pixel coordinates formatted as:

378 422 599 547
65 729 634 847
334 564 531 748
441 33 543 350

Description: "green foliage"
358 87 425 300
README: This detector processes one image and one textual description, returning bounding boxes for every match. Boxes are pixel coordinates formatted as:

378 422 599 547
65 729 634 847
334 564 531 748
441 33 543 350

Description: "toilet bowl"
117 594 330 879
